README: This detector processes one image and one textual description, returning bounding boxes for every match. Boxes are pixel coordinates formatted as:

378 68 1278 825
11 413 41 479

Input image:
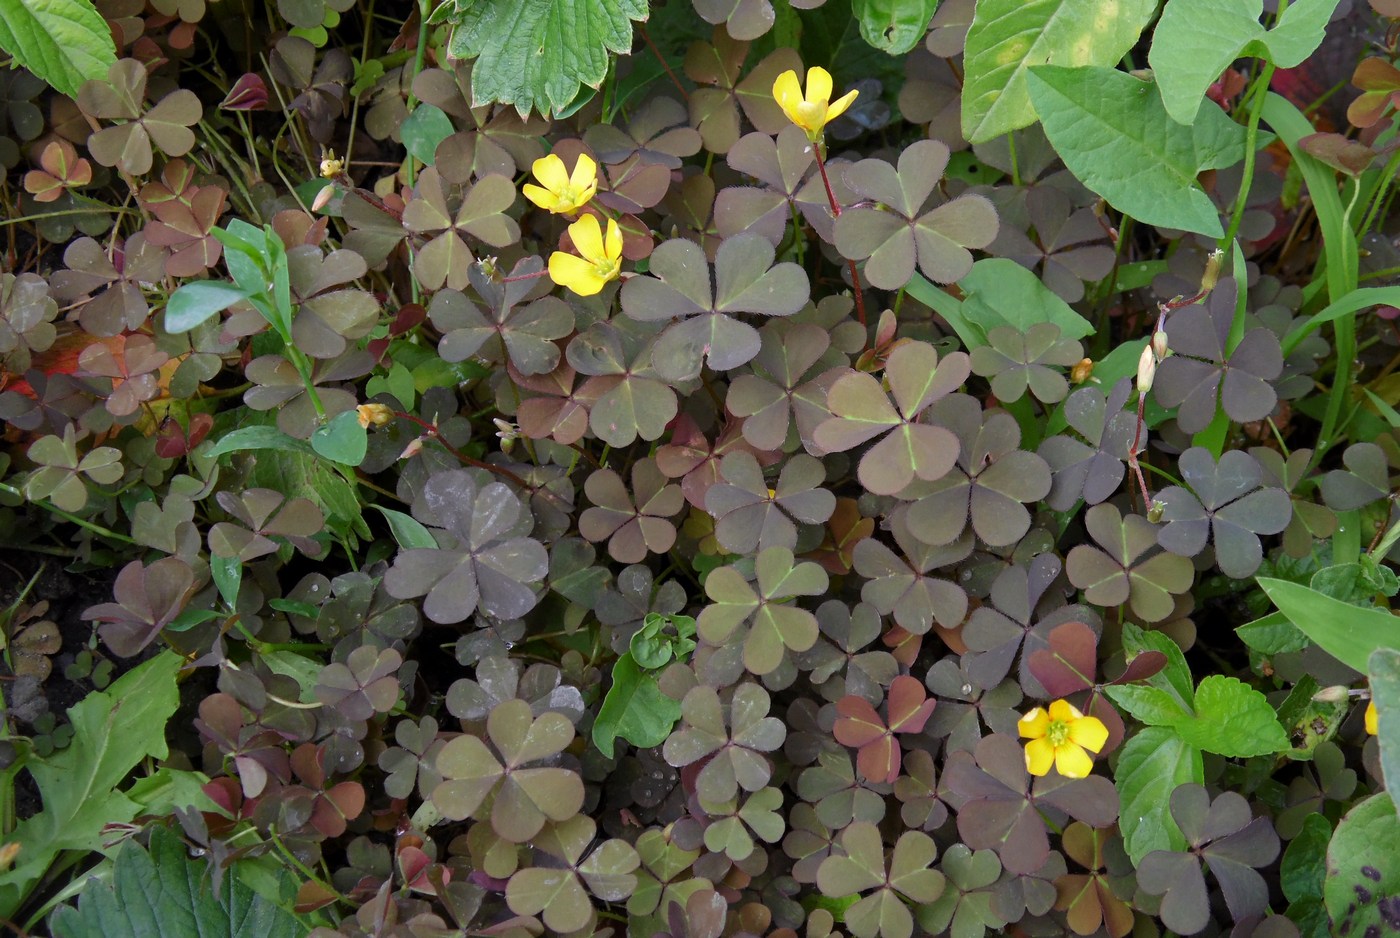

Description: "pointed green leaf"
1115 726 1202 865
0 0 116 98
1258 577 1400 672
1026 66 1251 237
593 653 682 758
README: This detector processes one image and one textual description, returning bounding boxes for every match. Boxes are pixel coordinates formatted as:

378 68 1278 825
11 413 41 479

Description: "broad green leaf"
1174 674 1290 757
443 0 649 117
961 0 1155 143
204 426 317 459
1324 794 1400 937
1149 0 1344 125
1120 622 1195 711
1257 577 1400 672
1026 66 1251 237
1115 726 1202 865
1370 647 1400 814
401 103 454 166
1236 610 1310 655
0 653 182 923
852 0 940 55
310 410 368 466
0 0 115 98
957 259 1094 343
1103 684 1192 727
49 826 299 938
593 653 682 758
372 506 438 550
164 282 248 334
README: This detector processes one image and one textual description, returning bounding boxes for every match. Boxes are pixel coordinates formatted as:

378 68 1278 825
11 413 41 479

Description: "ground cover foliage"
0 0 1399 935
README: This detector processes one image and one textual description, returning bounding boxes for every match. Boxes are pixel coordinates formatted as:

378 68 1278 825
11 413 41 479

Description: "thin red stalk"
390 410 530 488
639 26 688 101
500 269 550 284
813 146 867 330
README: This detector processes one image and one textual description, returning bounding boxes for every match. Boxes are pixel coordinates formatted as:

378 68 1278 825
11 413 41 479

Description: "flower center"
1046 719 1071 747
591 254 620 282
795 100 826 128
556 181 583 207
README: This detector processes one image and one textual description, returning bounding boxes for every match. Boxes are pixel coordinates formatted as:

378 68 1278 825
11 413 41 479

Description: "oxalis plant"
1 0 1400 935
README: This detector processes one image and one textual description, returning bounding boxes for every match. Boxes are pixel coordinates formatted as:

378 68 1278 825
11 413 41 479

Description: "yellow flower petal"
806 66 834 107
826 88 860 123
532 153 569 192
549 251 606 296
1068 714 1109 753
570 154 598 191
604 217 623 260
1048 699 1084 723
522 182 557 211
1366 700 1379 736
1018 707 1050 739
773 70 803 121
568 214 606 262
1054 743 1095 779
1024 737 1056 776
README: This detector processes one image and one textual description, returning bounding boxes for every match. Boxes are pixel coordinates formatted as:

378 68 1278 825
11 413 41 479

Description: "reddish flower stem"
639 26 688 102
813 146 867 330
390 410 530 488
500 269 550 285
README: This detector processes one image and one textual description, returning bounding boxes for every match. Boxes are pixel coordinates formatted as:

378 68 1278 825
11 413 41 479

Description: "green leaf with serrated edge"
204 426 317 459
164 282 248 334
401 103 454 165
1026 66 1251 237
852 0 940 55
0 0 115 98
1324 794 1400 937
48 827 299 938
311 410 368 466
1115 726 1202 865
0 653 181 923
1103 684 1192 727
1258 577 1400 672
444 0 649 117
372 506 438 550
1175 675 1290 757
961 0 1155 143
1149 0 1343 125
1370 647 1400 814
593 653 682 758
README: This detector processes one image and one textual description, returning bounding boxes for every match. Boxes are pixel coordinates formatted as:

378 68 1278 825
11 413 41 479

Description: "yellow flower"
320 151 343 179
523 153 598 215
356 403 393 429
549 214 622 297
1018 699 1109 779
1366 699 1379 736
772 66 859 142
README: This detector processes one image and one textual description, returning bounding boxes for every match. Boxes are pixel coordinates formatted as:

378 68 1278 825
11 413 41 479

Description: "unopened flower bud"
311 183 336 212
1070 358 1094 385
398 438 424 460
1312 684 1350 705
1136 344 1157 394
1147 499 1166 523
1152 329 1169 361
1200 249 1224 294
357 402 393 429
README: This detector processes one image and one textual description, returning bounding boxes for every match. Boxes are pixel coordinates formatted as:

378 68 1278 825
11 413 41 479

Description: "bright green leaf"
1324 794 1400 937
210 553 242 609
0 0 116 98
959 259 1094 342
1369 647 1400 814
164 282 248 334
852 0 940 55
1257 577 1400 672
1026 66 1252 237
1149 0 1343 125
372 506 438 550
204 426 317 459
310 410 368 466
443 0 649 117
1115 726 1202 865
401 103 454 166
961 0 1155 143
593 653 681 758
1103 684 1192 727
1174 674 1290 757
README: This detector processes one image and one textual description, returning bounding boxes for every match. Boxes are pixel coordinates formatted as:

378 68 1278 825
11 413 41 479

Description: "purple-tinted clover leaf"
430 257 574 376
662 682 786 805
816 822 946 938
1038 379 1138 512
969 323 1084 405
314 646 403 722
579 458 685 564
726 319 846 453
695 547 828 675
705 451 836 555
1155 448 1291 579
1067 503 1195 623
82 557 195 657
853 511 970 636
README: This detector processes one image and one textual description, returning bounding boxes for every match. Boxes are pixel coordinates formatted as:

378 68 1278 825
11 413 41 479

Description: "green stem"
0 483 138 544
1357 145 1400 240
1219 60 1276 252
